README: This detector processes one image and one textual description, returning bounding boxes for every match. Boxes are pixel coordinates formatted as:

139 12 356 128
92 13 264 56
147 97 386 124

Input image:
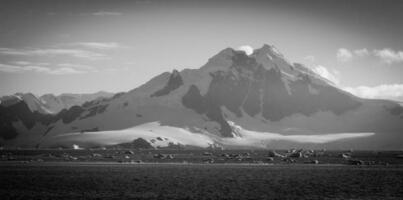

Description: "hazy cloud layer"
303 55 315 63
0 62 96 75
336 48 353 62
0 47 108 60
344 84 403 101
69 42 123 50
337 48 403 64
56 63 98 72
92 11 123 16
373 49 403 64
353 48 370 57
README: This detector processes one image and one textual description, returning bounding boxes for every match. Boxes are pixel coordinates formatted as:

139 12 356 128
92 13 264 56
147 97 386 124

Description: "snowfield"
44 122 216 148
221 121 375 148
41 121 375 149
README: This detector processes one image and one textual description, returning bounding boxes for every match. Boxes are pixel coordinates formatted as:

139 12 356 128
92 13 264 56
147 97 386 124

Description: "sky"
0 0 403 101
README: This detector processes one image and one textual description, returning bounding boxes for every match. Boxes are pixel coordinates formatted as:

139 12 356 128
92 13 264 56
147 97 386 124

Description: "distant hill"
0 91 114 114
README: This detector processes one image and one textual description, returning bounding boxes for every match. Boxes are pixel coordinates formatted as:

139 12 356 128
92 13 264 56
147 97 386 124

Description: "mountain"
39 91 114 113
0 93 53 114
0 91 114 114
1 44 403 150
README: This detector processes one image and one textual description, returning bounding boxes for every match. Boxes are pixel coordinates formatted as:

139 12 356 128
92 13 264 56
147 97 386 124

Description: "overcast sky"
0 0 403 101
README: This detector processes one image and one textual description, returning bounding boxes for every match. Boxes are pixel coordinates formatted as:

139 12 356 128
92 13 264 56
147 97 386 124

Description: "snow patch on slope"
43 122 216 148
220 121 375 148
40 121 375 149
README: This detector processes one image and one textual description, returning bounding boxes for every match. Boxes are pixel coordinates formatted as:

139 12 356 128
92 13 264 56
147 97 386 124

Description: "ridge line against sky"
0 0 402 101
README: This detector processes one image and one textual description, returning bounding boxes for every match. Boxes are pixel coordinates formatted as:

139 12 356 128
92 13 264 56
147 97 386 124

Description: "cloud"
336 48 353 62
71 42 122 50
0 47 107 60
0 42 123 61
0 63 23 73
47 67 86 75
57 63 98 72
0 63 90 75
353 48 369 57
135 0 152 4
311 65 340 85
373 49 403 64
12 61 31 65
301 55 339 85
92 11 122 16
343 84 403 101
237 45 254 56
23 66 53 73
11 61 50 66
303 55 315 63
336 47 403 64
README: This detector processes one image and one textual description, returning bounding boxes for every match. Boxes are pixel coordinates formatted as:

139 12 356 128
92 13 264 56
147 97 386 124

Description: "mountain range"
0 91 113 114
1 44 402 150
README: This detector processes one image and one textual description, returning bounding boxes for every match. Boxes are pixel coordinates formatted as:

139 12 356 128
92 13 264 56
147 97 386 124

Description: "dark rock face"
259 70 361 121
151 70 184 97
182 85 206 114
80 127 99 133
386 104 403 116
0 101 53 140
0 103 20 139
80 104 108 120
57 106 85 124
182 51 362 136
0 99 108 139
111 92 125 100
112 138 154 149
43 126 54 136
131 138 154 149
182 85 233 137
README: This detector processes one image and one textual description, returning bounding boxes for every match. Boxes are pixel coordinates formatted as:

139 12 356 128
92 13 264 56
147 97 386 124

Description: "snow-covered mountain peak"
201 45 288 73
201 47 235 72
250 44 297 77
252 44 284 59
2 44 403 150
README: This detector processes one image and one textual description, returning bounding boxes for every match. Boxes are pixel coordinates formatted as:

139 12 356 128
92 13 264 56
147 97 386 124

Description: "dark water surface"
1 163 403 200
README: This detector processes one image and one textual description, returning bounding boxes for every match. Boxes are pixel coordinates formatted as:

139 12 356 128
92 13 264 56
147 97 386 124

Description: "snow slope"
39 121 375 149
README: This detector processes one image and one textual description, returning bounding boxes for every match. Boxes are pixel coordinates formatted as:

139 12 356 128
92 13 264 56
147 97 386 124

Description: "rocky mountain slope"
1 44 402 149
0 91 113 114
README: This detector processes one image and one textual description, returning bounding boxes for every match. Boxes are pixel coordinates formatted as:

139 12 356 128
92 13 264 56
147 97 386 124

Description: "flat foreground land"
1 163 403 200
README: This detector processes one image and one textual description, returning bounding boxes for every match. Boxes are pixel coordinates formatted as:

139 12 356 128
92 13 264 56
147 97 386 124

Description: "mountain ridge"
1 44 403 149
0 91 114 114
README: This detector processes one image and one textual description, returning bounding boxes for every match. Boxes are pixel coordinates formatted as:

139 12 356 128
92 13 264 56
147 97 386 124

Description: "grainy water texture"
1 164 403 200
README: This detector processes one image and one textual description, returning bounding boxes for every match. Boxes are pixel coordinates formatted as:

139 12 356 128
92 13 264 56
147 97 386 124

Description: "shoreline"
1 161 402 168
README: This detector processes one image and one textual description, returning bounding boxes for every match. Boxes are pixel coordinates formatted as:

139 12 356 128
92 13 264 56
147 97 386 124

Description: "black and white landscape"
1 44 403 150
1 0 403 199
